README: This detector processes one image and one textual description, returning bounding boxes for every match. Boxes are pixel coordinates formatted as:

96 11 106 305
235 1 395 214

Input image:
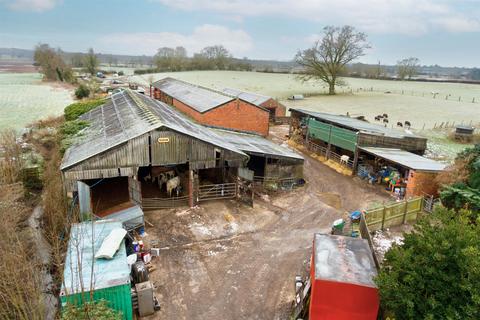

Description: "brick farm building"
222 87 286 122
151 78 270 136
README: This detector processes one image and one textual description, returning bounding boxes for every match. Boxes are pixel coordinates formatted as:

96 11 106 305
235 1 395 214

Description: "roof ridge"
224 87 270 99
125 89 161 125
157 77 237 99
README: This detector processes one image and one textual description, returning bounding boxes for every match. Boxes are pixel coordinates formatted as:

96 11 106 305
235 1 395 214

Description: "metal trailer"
293 233 379 320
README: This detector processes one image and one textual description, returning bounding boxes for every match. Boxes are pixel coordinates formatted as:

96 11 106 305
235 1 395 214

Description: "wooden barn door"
128 176 142 207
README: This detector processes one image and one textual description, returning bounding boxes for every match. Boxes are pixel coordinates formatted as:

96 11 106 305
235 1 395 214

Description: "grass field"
0 70 476 160
131 71 480 130
0 73 73 130
131 70 479 160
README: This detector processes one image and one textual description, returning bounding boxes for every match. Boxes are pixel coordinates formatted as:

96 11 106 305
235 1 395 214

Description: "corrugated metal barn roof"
61 90 246 170
214 129 303 161
359 147 446 171
60 220 130 294
152 77 235 113
290 108 420 139
222 87 271 107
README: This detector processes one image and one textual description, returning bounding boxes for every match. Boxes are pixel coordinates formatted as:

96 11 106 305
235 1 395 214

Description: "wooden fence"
359 213 381 270
364 196 423 231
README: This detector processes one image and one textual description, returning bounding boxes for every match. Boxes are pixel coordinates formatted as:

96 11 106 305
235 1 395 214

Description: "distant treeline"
134 45 253 74
4 46 480 81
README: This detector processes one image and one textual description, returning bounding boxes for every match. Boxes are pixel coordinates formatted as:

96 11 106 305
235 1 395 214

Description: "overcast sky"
1 0 480 67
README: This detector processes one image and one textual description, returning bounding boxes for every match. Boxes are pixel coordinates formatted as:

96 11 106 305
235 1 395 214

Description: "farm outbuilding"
358 147 446 198
221 87 286 122
151 77 270 136
455 125 475 142
60 220 132 320
61 90 303 212
289 108 428 170
214 129 304 184
309 234 379 320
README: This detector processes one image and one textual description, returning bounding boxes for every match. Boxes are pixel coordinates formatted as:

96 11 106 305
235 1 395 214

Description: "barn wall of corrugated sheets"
60 284 133 320
150 129 246 170
63 128 247 191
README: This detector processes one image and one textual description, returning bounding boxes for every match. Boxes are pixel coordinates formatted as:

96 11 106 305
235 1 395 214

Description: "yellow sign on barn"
157 137 170 143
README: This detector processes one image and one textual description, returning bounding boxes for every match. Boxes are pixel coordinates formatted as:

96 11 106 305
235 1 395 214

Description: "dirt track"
142 125 390 320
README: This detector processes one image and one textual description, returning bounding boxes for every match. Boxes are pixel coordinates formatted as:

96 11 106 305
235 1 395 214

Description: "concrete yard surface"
140 127 390 319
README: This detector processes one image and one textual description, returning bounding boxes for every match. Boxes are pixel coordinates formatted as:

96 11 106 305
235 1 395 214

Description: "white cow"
166 176 180 197
340 155 350 165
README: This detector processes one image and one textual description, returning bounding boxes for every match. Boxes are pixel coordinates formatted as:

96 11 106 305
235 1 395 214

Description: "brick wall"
260 98 287 117
152 88 270 136
406 170 440 197
173 97 270 136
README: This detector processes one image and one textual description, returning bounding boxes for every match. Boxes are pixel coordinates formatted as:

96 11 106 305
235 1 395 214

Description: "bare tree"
200 45 232 70
83 48 99 76
295 26 370 95
396 57 420 80
34 43 73 82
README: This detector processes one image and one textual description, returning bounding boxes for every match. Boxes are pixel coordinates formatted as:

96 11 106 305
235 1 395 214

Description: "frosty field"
132 70 480 130
0 73 73 130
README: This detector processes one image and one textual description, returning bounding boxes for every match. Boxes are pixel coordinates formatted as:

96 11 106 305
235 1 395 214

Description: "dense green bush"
440 145 480 217
64 99 104 121
376 206 480 320
59 119 90 136
74 84 90 99
62 300 123 320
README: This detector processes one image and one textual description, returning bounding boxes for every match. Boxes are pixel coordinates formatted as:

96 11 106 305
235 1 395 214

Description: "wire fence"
332 87 480 104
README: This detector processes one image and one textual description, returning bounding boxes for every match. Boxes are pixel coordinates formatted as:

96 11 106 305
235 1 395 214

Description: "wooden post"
305 120 310 147
402 199 408 224
352 145 359 173
188 169 195 208
381 205 386 230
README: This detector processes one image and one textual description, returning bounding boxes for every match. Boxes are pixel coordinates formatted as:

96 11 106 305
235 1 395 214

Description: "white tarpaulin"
95 227 127 259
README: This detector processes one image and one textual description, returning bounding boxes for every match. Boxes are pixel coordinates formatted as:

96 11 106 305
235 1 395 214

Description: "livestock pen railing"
142 196 189 209
328 150 355 169
364 196 423 231
197 183 237 202
304 140 354 169
253 176 299 190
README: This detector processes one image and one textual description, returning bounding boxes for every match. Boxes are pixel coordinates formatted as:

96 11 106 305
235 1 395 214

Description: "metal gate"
142 196 189 209
197 183 237 202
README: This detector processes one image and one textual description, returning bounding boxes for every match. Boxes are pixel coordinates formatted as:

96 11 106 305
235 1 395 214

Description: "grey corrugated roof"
61 90 247 170
359 147 446 171
290 108 421 139
152 77 235 113
214 129 304 161
222 87 271 107
314 233 377 287
60 220 129 295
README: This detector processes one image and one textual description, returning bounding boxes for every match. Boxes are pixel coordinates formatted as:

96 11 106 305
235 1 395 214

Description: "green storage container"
60 221 133 320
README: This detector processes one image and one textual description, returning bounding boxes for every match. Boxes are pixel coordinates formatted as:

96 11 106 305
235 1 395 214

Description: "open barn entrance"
138 164 189 209
87 177 131 216
247 155 266 178
138 164 188 198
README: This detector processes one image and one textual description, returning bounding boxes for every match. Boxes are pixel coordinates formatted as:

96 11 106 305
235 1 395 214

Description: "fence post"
402 199 408 224
381 205 386 230
326 125 332 159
